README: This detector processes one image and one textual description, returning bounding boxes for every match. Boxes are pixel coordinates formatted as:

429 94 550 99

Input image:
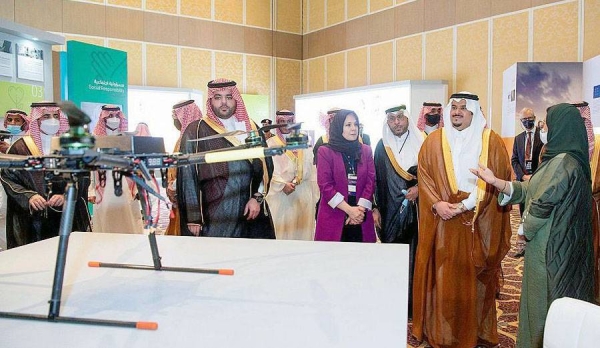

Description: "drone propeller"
58 101 91 127
259 122 302 132
187 130 247 142
187 122 303 142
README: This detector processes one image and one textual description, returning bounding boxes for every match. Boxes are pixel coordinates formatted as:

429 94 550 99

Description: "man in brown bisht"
412 92 512 348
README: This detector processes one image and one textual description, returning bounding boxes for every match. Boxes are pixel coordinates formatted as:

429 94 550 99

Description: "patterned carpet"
407 207 523 348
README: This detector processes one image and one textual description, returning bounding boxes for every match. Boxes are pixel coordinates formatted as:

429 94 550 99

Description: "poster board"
65 41 128 130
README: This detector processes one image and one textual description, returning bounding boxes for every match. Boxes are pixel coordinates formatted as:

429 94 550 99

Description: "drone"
1 103 308 197
0 101 309 331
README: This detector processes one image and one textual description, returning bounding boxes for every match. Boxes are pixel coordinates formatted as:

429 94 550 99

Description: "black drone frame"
0 102 308 330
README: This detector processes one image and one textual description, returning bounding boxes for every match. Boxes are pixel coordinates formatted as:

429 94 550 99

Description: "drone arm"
82 151 134 170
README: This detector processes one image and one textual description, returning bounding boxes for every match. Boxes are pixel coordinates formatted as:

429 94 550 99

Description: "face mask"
40 118 60 135
6 125 22 135
426 114 440 125
106 117 121 130
521 119 535 130
539 130 548 144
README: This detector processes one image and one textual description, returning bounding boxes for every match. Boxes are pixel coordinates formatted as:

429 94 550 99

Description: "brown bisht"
592 134 600 304
412 129 512 348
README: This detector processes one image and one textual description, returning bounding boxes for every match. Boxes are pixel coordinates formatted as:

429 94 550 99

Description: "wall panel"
396 35 423 81
584 0 600 60
108 0 142 8
532 2 578 62
106 6 144 41
180 0 212 19
0 0 14 20
146 0 177 14
370 0 394 13
215 52 244 90
276 0 302 33
146 44 178 87
246 55 272 95
15 0 62 32
370 41 394 85
347 0 368 20
180 48 212 91
308 57 325 93
492 12 528 131
424 29 453 89
215 0 243 24
327 0 345 26
456 0 491 24
456 21 488 112
276 59 302 110
108 39 144 86
346 47 368 88
309 0 325 32
247 0 272 29
326 52 346 91
63 1 106 37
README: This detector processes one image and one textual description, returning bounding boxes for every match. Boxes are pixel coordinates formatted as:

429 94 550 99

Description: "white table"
0 233 408 347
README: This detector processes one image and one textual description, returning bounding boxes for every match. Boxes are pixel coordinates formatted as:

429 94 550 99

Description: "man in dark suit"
511 107 544 257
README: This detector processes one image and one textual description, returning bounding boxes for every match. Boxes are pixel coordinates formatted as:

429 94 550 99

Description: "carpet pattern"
407 207 523 348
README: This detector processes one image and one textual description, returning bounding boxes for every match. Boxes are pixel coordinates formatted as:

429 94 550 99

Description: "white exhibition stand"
0 233 408 347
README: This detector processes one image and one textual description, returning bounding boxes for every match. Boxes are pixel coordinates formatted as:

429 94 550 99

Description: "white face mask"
40 118 60 135
539 130 548 144
106 117 121 130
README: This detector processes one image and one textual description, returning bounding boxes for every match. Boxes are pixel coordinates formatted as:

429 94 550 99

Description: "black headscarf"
327 109 362 161
541 103 591 181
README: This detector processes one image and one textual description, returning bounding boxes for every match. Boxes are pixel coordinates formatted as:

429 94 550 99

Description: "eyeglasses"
387 114 407 122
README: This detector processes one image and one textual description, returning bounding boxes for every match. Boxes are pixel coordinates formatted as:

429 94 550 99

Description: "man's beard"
213 106 234 119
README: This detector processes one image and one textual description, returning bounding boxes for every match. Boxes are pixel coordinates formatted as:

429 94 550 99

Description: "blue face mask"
6 125 22 135
521 119 535 130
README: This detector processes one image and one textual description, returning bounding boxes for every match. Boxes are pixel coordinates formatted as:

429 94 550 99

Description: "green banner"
66 41 128 129
0 81 44 115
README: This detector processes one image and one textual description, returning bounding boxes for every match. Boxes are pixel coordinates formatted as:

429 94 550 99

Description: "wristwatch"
253 193 264 204
457 202 466 212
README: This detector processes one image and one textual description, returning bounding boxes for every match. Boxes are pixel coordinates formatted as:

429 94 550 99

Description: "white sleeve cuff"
357 198 372 210
517 223 524 236
462 192 477 211
499 182 514 206
328 192 344 209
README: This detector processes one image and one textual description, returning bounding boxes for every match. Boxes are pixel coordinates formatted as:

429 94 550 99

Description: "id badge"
348 174 357 196
525 160 532 172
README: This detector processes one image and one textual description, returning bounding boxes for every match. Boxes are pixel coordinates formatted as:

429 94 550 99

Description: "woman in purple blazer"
315 109 376 242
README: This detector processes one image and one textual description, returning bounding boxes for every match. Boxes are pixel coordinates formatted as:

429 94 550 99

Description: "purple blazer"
315 144 376 242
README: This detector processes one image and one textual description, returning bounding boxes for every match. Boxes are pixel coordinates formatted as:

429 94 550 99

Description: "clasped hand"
282 182 296 195
434 201 465 220
345 206 365 225
29 194 64 212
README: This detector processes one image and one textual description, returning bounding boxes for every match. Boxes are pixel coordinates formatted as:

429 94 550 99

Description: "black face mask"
521 119 535 130
426 114 440 125
174 119 182 131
